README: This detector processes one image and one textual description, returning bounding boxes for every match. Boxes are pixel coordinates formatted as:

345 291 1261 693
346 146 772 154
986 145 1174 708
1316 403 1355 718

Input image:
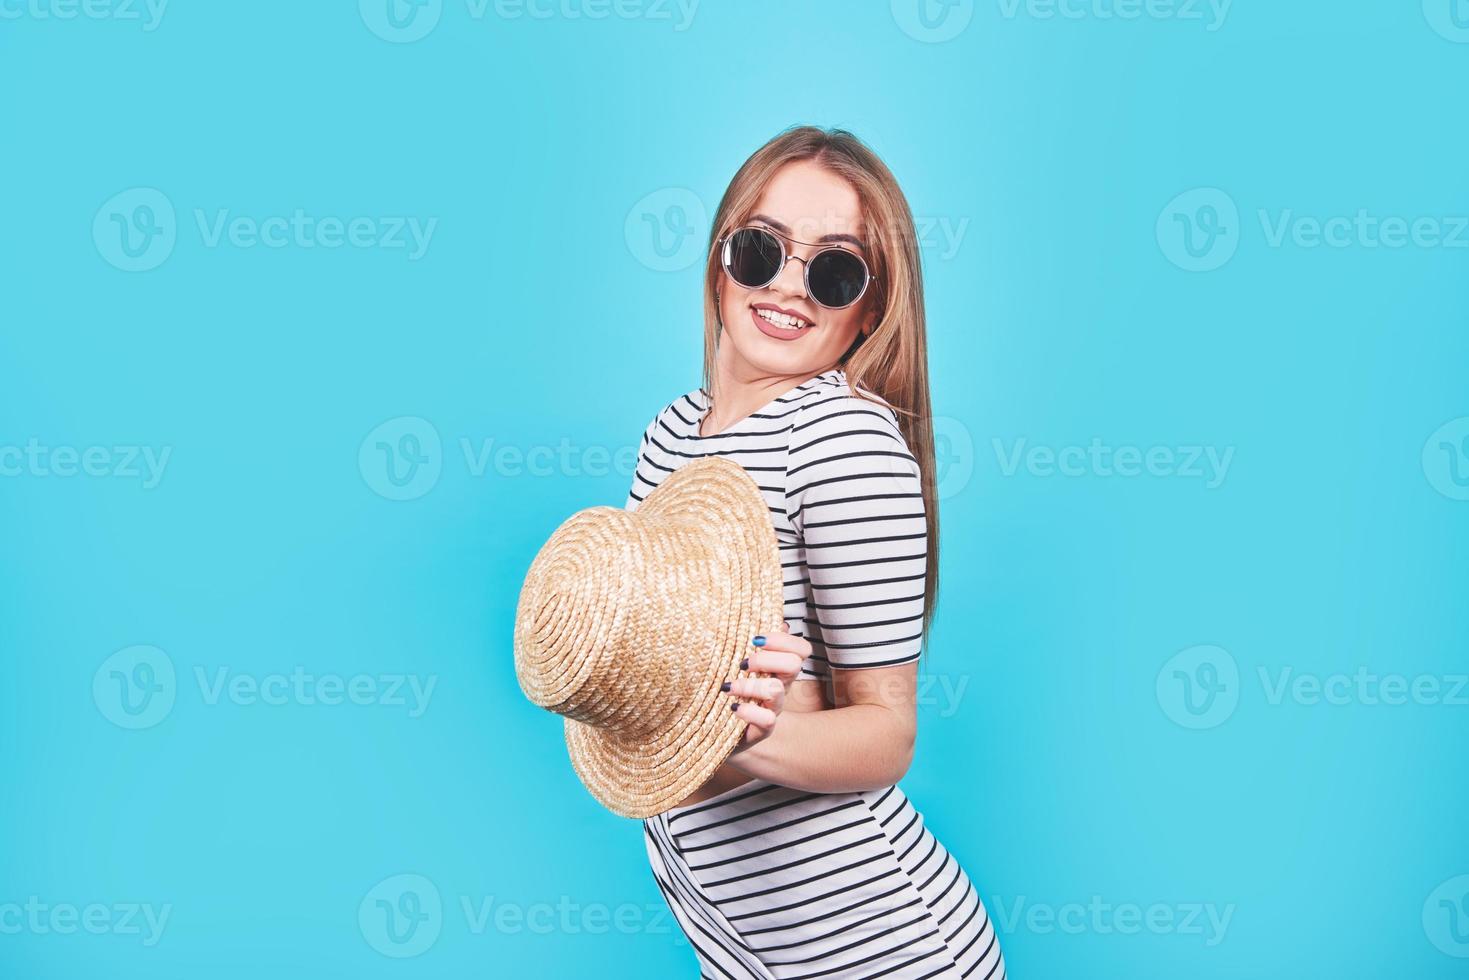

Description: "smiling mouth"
752 305 815 330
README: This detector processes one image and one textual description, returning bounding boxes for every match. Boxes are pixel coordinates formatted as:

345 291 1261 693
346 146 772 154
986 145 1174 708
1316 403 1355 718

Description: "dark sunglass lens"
725 228 782 288
809 249 868 308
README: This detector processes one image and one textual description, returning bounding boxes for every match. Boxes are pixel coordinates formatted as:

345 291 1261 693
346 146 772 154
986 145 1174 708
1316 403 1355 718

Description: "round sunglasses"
717 225 875 310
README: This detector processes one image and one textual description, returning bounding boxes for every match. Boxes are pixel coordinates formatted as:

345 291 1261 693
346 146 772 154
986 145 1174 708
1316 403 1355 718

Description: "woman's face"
716 160 876 379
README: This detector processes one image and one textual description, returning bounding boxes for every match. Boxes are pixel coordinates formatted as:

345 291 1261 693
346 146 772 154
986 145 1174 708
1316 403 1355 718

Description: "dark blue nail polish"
739 658 749 671
730 702 739 712
752 635 766 646
720 681 731 692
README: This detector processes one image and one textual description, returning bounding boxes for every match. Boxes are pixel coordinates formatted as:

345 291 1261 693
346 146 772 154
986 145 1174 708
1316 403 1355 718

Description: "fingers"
725 676 785 705
749 629 812 663
742 649 804 682
725 626 804 747
731 700 777 730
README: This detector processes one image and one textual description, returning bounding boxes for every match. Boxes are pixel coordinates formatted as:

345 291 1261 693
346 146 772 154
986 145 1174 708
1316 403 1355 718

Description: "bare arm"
718 391 930 793
721 631 918 793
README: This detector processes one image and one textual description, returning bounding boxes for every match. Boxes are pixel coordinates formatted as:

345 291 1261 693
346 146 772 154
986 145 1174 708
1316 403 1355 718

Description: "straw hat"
512 455 785 819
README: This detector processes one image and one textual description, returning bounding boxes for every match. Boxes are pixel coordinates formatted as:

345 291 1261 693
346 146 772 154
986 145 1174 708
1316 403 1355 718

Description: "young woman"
625 126 1005 980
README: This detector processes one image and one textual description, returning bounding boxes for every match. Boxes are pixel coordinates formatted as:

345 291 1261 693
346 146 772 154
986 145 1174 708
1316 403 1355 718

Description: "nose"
769 250 809 300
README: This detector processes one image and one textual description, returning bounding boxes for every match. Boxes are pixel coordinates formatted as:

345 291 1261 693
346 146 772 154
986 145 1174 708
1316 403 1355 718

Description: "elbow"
885 717 917 786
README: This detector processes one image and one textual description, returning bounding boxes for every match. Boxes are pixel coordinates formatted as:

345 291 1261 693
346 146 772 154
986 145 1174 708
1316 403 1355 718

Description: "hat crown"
511 454 786 818
514 508 716 738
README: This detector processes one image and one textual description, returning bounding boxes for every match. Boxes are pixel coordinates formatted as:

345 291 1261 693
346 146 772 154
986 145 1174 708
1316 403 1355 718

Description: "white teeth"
756 308 812 329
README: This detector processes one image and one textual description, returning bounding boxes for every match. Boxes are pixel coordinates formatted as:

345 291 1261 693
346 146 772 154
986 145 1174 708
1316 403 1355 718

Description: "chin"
736 341 829 379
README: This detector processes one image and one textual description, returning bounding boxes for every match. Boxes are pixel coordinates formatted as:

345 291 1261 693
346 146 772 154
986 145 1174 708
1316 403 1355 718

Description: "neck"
702 347 833 436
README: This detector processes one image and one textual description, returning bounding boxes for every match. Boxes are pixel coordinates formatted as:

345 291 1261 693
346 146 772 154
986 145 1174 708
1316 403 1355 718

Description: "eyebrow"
748 213 866 251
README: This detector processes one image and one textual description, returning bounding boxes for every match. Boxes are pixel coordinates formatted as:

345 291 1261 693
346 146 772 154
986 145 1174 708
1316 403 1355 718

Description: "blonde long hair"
700 125 941 651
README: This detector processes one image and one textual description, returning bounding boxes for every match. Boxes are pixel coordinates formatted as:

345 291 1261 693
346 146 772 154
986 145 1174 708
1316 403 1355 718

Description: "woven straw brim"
563 456 784 818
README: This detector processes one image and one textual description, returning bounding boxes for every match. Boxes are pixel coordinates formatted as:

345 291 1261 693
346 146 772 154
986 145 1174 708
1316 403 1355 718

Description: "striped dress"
625 368 1006 980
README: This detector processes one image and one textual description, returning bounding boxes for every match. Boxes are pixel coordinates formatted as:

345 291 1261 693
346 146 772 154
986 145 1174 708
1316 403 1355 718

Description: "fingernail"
730 702 739 712
720 682 731 692
739 658 749 670
752 635 766 646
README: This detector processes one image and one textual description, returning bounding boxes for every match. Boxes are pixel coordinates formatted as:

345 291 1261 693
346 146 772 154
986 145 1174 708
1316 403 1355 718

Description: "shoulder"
784 370 919 502
626 382 705 511
639 381 706 440
790 369 908 449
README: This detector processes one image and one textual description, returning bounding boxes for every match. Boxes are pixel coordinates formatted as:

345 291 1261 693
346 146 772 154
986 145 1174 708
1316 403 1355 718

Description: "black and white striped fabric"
644 779 1005 980
626 369 1006 979
625 368 929 681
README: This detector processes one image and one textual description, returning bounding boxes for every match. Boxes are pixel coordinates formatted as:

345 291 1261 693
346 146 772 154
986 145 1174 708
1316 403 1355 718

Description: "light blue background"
2 1 1467 977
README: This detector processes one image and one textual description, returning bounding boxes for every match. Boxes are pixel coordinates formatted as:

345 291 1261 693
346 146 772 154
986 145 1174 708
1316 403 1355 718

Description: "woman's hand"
722 622 811 748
